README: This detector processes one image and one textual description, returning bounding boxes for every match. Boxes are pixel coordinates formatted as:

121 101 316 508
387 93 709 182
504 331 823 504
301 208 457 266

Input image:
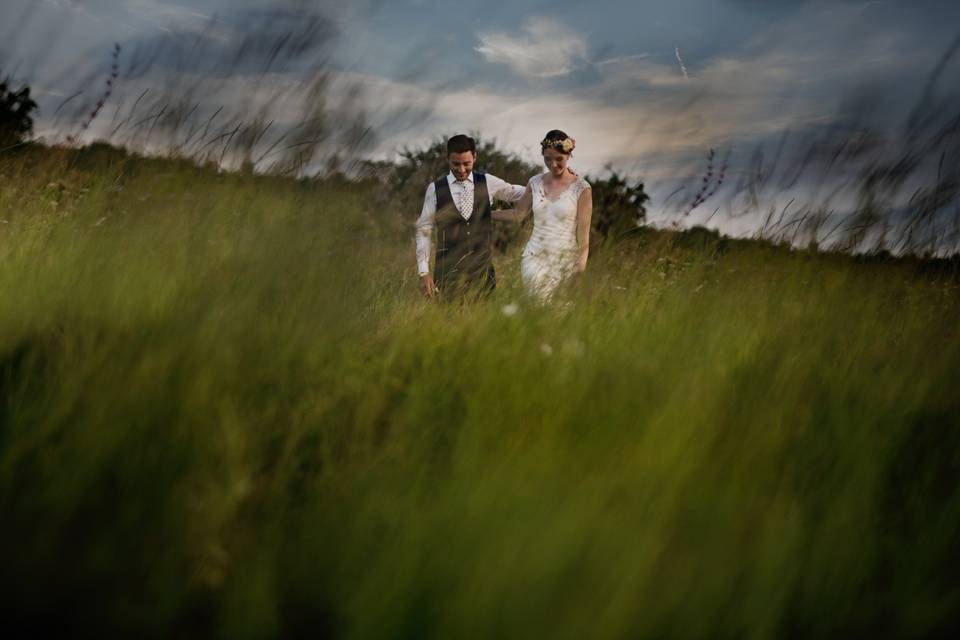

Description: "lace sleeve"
575 177 591 200
527 173 543 198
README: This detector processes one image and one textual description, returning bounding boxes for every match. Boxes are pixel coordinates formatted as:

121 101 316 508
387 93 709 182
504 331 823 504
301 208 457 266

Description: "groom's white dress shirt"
415 172 527 276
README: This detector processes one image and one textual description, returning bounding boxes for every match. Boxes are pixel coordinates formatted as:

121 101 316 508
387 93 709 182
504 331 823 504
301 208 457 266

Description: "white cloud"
475 18 589 79
353 73 704 177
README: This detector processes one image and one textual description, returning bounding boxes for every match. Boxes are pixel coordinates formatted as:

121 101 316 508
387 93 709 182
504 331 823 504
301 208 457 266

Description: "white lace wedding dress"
521 173 591 300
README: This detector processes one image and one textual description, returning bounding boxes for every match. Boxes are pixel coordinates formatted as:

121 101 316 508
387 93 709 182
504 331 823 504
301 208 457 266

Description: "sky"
3 0 960 240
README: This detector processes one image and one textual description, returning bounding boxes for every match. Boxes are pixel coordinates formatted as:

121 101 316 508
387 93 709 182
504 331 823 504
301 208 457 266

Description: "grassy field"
1 145 959 638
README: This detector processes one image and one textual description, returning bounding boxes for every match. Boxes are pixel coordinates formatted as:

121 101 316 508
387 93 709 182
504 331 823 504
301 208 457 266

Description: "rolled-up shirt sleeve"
415 182 437 276
486 173 527 203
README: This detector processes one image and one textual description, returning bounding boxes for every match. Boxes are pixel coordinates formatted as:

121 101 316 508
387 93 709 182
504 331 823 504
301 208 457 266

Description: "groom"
415 134 527 299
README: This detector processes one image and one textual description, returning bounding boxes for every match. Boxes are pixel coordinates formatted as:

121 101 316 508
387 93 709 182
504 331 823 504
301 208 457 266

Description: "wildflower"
540 343 554 357
501 302 519 317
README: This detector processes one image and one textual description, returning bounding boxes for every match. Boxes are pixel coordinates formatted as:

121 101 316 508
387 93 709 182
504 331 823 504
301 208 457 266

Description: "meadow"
1 144 959 638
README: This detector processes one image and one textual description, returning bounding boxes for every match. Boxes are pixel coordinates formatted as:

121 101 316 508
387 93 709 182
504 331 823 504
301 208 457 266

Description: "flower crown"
541 136 576 153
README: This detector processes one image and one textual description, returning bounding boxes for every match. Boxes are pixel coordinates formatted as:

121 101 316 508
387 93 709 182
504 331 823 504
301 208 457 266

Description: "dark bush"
365 137 652 252
586 168 650 243
370 136 539 251
0 75 37 149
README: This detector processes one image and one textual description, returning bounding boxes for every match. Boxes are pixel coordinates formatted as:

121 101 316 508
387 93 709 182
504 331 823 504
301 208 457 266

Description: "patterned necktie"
456 180 472 219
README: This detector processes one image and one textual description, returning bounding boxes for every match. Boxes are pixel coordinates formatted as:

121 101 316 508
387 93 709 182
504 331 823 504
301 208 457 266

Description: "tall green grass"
1 147 959 638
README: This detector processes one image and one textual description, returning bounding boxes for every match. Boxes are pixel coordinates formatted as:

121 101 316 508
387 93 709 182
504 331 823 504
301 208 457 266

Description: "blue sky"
3 0 960 234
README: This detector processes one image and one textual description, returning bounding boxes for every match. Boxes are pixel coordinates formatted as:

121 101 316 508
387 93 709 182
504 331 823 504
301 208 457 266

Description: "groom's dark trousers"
433 171 496 301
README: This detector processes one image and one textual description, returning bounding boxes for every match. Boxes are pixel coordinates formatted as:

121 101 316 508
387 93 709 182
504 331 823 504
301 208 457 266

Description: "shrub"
370 138 651 251
0 75 37 149
376 136 539 251
586 167 650 242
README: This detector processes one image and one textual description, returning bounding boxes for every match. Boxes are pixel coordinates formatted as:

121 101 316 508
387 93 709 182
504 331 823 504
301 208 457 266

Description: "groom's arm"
485 174 527 203
491 186 533 223
415 183 438 296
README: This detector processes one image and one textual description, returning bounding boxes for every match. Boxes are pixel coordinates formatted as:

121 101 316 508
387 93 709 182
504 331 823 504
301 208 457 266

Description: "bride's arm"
492 186 533 223
575 187 593 272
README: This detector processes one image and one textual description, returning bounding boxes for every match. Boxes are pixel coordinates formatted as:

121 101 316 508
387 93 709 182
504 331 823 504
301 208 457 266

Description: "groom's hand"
419 274 437 298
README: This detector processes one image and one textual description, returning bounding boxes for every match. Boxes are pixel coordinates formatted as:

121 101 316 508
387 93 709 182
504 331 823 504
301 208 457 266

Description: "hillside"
1 144 959 637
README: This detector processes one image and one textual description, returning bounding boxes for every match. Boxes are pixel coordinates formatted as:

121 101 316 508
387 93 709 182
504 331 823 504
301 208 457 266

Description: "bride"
494 130 593 301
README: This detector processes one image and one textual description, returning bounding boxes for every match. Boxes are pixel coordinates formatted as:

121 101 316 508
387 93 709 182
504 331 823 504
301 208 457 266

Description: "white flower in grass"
501 302 519 317
540 343 554 357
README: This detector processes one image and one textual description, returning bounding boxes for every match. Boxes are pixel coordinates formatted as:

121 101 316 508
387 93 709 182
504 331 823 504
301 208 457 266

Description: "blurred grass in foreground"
1 145 959 638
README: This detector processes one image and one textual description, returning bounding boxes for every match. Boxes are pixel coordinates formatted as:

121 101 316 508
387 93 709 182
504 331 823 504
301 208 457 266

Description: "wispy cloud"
674 47 689 80
475 18 588 79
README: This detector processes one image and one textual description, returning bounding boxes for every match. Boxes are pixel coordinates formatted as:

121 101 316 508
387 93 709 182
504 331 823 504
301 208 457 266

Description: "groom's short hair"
447 134 476 156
